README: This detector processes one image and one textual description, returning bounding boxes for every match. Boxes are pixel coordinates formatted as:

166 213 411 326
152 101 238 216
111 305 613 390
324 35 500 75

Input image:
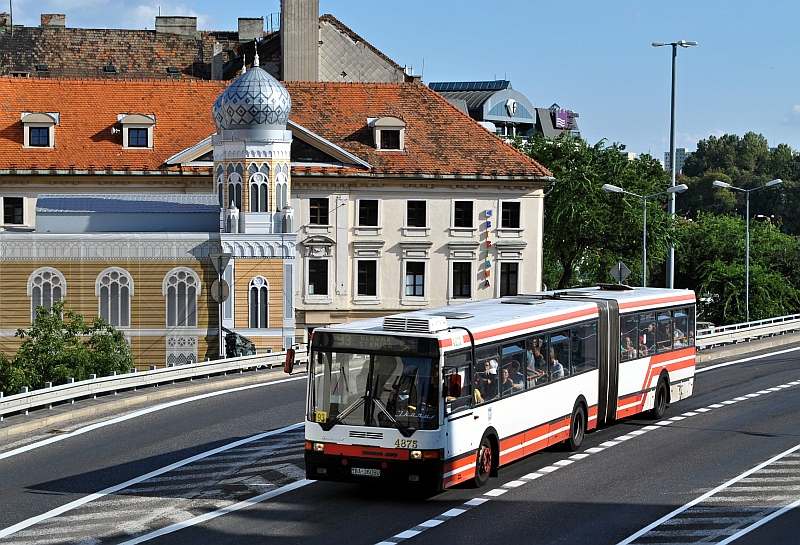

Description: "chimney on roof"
155 16 198 38
280 0 319 81
40 14 66 28
238 17 263 42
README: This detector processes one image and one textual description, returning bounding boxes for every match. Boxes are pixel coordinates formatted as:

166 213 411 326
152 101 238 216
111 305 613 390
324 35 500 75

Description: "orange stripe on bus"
323 444 410 461
618 294 695 310
440 308 598 348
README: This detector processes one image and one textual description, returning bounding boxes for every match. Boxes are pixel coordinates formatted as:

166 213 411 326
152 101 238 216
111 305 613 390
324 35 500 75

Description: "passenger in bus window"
639 322 655 355
509 360 524 391
657 322 673 351
475 360 497 402
549 349 564 379
500 368 516 396
621 335 637 360
526 342 547 386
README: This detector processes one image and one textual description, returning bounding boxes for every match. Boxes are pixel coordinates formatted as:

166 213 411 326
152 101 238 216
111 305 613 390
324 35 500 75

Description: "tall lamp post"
712 179 783 322
602 183 688 288
652 40 697 289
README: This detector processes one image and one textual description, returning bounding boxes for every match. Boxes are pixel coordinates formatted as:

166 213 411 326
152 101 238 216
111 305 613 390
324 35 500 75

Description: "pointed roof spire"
254 47 260 68
241 54 247 76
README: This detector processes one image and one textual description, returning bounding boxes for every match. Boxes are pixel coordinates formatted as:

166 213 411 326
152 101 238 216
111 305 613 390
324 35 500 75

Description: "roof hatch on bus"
382 315 448 334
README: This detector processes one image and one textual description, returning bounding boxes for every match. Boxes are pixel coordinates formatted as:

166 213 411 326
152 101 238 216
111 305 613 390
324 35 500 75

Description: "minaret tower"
212 51 293 234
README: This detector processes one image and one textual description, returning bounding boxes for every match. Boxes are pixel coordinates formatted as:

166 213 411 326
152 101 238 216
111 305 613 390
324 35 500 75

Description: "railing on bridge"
0 348 306 421
696 313 800 349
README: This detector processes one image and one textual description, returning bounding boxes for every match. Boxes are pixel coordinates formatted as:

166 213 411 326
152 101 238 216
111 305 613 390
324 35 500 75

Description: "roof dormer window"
369 116 406 151
21 112 59 148
118 114 156 149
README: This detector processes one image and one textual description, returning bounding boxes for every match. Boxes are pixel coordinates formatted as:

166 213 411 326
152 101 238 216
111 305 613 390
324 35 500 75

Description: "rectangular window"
380 129 400 150
3 197 23 224
405 262 425 297
453 201 474 228
358 200 379 226
406 201 426 227
308 260 328 296
30 127 49 147
501 201 521 228
620 314 639 360
499 263 519 297
452 262 471 298
309 198 329 225
357 260 377 296
128 128 148 147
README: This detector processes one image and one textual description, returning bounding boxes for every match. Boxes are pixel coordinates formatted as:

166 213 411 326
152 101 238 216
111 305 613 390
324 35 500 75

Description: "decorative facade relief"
166 335 198 365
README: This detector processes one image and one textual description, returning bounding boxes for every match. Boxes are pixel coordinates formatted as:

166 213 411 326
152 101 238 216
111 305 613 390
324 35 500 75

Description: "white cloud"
793 105 800 116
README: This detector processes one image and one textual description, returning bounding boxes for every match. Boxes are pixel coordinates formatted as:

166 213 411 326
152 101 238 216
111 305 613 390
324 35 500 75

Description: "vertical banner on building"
484 210 492 288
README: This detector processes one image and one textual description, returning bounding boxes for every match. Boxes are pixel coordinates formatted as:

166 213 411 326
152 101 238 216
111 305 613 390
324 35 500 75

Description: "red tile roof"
284 81 550 179
0 77 550 179
0 77 227 172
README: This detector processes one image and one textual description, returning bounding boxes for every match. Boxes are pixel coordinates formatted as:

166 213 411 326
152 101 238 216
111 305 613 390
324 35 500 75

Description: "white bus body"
304 286 696 490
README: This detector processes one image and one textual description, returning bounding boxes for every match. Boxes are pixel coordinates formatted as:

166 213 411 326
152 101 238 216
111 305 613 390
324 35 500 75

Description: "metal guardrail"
695 314 800 349
0 348 307 420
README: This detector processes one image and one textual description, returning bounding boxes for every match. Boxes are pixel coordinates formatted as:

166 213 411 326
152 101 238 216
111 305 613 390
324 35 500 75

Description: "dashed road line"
617 446 800 545
374 375 800 545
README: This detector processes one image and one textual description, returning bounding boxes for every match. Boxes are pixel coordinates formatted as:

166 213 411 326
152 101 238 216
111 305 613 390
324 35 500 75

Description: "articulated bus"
304 285 696 491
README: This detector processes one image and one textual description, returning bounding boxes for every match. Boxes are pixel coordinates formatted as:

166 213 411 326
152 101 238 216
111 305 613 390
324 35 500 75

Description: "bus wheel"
566 404 586 452
472 437 493 488
651 379 668 419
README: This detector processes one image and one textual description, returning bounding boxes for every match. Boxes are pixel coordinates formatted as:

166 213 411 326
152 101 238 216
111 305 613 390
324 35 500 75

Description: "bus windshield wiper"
319 396 365 431
372 398 416 438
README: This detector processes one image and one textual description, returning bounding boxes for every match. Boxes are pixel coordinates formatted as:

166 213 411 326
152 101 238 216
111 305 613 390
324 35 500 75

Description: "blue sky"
11 0 800 157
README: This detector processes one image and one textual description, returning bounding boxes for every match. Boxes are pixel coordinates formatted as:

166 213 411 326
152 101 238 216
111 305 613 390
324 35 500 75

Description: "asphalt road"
0 348 798 545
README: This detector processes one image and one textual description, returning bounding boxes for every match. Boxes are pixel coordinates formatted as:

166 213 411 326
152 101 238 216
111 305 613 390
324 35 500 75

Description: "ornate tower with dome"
212 55 294 234
211 57 297 351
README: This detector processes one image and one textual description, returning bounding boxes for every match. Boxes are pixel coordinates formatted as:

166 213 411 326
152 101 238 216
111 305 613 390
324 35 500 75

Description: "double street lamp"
652 40 697 289
712 179 783 322
602 183 688 288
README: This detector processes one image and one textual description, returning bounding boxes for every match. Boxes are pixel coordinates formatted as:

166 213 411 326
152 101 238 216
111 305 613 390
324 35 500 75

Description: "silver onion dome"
212 67 291 131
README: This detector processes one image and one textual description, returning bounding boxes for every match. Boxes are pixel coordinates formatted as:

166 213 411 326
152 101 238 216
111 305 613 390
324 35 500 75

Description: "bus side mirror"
283 348 296 374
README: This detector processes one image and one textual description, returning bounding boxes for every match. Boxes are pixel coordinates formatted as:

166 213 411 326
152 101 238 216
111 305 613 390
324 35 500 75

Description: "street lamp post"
652 40 697 289
712 179 783 322
602 183 688 288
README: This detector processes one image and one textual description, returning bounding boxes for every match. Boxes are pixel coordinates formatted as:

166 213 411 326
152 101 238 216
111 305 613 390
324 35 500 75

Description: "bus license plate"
351 467 380 477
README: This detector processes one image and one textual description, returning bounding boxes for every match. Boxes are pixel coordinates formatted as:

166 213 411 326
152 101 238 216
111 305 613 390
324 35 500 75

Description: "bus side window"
474 345 499 403
688 306 696 346
620 315 638 361
572 321 598 373
656 311 673 352
639 313 656 356
673 308 689 348
549 330 570 380
444 351 472 413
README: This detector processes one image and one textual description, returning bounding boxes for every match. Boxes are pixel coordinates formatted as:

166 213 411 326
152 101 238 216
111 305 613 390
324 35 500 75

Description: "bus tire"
566 404 586 452
650 378 668 419
472 436 493 488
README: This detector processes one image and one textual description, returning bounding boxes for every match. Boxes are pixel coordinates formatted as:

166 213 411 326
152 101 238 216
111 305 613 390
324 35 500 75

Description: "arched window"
275 168 288 212
28 267 66 321
226 163 243 210
248 163 270 212
96 267 133 327
216 164 224 207
249 276 269 328
163 267 201 327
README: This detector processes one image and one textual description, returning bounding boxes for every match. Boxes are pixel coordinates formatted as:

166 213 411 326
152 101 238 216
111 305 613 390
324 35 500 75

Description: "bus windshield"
309 349 439 432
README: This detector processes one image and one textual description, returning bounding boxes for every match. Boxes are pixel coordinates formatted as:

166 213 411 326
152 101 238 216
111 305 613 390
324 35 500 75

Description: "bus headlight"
411 450 422 460
313 443 325 452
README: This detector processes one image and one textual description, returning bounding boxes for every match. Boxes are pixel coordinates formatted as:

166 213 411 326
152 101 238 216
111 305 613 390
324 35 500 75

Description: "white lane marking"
0 375 306 461
697 345 800 374
484 488 507 497
441 508 466 517
709 403 725 408
616 443 800 545
419 519 444 528
118 479 312 545
717 496 800 545
669 416 686 421
503 480 526 488
374 373 800 545
0 423 302 539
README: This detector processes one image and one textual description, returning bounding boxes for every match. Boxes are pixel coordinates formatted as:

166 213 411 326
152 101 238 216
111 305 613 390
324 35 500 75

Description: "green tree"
0 300 133 394
676 172 737 220
520 134 675 289
675 213 800 324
